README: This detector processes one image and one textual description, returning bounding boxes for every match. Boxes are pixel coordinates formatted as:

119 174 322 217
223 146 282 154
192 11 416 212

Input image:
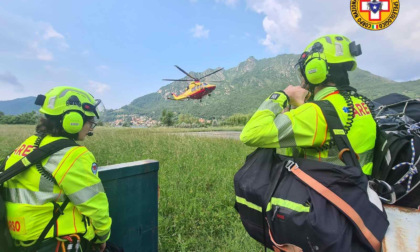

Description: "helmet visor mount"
294 52 309 85
82 99 104 119
293 64 305 86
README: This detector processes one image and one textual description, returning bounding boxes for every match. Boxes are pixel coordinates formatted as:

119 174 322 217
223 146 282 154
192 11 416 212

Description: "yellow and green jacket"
3 135 112 243
240 87 376 175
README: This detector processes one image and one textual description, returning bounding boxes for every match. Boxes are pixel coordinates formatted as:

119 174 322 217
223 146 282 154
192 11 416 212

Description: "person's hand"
283 85 310 107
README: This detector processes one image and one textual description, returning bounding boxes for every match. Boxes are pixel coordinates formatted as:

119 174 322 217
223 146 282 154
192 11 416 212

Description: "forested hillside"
106 54 418 120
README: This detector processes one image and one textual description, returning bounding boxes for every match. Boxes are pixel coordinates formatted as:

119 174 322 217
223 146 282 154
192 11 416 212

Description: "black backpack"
370 93 420 208
0 137 78 252
234 101 388 252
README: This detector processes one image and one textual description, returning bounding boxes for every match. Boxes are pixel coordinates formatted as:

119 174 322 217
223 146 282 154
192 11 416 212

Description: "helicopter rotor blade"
175 65 197 81
199 68 224 80
163 79 194 82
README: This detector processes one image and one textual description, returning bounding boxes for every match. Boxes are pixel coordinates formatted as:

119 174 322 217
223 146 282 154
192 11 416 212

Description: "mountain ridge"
1 54 418 119
0 96 37 115
108 54 416 120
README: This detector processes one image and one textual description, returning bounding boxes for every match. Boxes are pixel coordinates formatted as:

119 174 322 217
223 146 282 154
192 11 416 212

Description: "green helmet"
296 34 362 85
35 86 101 119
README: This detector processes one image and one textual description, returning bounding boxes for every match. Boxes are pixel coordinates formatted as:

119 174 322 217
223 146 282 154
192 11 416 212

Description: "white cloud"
29 41 53 61
247 0 302 53
382 8 420 53
0 9 68 61
245 0 420 81
215 0 239 7
88 81 111 94
43 25 64 40
191 24 210 39
43 25 69 50
314 20 360 40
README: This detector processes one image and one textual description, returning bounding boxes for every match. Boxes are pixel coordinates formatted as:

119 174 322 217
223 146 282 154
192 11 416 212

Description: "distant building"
110 114 158 127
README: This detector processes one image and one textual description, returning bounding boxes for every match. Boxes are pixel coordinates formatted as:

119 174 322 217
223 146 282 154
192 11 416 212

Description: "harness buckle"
52 201 65 215
370 180 397 204
285 160 296 172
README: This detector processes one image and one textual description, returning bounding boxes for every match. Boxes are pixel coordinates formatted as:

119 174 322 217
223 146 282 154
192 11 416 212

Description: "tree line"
160 109 253 127
0 109 253 128
0 111 40 125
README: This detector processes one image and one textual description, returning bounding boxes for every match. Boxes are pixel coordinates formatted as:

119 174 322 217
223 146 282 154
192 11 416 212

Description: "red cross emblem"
360 0 390 21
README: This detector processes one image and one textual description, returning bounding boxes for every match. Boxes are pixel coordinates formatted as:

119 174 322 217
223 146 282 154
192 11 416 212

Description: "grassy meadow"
0 125 262 251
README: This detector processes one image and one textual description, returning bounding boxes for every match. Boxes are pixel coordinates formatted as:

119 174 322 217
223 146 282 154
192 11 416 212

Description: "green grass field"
0 125 263 251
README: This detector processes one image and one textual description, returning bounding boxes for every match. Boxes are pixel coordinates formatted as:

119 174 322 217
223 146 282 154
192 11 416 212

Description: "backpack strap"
31 198 71 251
0 152 12 173
0 139 78 184
313 100 360 168
286 163 381 252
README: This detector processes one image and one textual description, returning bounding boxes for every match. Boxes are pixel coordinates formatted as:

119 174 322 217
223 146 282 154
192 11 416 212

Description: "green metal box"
99 160 159 252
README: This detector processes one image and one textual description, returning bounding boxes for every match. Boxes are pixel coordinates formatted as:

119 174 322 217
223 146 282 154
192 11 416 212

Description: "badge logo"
350 0 400 31
270 93 280 100
91 163 98 175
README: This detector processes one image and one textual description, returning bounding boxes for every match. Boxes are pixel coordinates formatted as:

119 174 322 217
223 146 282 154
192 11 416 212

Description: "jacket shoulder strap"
313 100 360 167
0 139 79 184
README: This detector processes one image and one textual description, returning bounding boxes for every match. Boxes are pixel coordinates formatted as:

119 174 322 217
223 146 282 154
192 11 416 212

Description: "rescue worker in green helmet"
3 86 111 251
240 34 376 175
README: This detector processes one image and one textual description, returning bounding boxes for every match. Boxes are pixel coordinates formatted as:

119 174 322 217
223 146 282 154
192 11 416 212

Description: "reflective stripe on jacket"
4 135 112 243
240 87 376 175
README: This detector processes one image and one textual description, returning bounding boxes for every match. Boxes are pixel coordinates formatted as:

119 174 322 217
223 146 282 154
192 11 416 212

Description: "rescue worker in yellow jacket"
3 86 112 251
241 34 376 175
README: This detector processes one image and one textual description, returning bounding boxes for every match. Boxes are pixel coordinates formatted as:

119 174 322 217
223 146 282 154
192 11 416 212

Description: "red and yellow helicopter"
163 65 224 101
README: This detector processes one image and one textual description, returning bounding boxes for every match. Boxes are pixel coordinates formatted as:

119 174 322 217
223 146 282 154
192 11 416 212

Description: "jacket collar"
314 87 338 101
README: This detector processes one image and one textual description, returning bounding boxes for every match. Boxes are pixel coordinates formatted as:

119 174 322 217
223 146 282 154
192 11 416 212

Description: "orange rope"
69 234 80 240
55 241 60 252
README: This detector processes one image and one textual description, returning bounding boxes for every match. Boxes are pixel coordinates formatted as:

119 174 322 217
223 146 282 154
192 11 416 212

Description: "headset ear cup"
62 111 84 134
304 57 328 85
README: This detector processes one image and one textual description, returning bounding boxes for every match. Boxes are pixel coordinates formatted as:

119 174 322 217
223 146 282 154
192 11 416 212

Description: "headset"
298 42 330 85
297 38 362 86
62 111 84 134
61 95 85 134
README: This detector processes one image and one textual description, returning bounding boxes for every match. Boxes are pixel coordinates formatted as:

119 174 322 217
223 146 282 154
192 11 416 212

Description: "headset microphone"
87 132 94 137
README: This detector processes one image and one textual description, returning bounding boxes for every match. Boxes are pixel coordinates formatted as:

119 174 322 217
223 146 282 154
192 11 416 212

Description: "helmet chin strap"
87 132 94 137
308 85 316 101
302 83 316 102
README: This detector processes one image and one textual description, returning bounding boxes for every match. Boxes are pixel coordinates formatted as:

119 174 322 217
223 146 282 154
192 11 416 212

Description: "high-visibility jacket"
3 135 112 243
240 87 376 175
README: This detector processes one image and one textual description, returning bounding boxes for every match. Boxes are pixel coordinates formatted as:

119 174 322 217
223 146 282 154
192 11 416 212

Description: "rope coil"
392 138 419 191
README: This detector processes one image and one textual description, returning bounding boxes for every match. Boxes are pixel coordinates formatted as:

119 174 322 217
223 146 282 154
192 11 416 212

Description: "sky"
0 0 419 109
